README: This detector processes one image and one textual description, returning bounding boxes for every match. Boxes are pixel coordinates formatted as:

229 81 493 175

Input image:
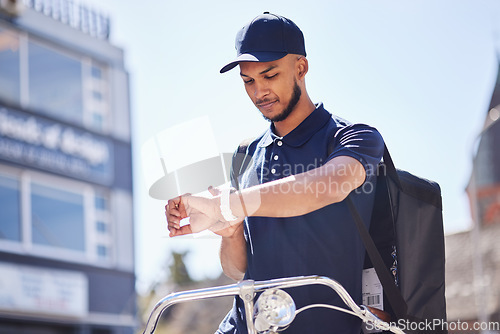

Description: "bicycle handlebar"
142 275 405 334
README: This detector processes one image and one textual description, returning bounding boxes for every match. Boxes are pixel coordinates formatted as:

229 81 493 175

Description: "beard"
261 80 302 123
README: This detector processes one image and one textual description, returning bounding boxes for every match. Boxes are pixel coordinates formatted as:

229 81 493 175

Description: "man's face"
239 55 302 123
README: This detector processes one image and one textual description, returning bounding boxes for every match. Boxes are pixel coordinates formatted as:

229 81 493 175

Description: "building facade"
0 1 135 333
445 64 500 331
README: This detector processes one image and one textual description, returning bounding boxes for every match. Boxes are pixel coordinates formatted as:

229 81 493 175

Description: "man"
166 12 384 334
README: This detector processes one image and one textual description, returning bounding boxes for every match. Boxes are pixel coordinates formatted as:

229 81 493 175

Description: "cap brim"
220 51 288 73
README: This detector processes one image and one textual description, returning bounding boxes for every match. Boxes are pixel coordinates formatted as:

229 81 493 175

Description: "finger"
208 186 221 196
167 198 183 217
167 218 180 229
167 215 181 226
167 207 182 218
166 196 187 219
172 195 182 207
169 224 193 237
177 195 191 218
167 223 180 233
165 206 182 219
166 212 182 228
167 197 180 208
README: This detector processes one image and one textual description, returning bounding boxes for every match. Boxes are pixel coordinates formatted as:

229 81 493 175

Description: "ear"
296 56 308 80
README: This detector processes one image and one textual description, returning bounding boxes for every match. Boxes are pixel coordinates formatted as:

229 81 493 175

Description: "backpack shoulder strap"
230 137 257 190
382 144 402 189
230 137 258 218
346 195 408 320
345 144 408 320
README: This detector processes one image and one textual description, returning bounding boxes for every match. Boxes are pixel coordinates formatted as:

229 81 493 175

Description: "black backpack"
346 146 447 333
230 139 447 334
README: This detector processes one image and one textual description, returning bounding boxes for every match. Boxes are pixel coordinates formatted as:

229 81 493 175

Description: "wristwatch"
220 187 238 222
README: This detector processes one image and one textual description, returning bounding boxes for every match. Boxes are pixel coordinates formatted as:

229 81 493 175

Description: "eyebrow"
240 65 278 77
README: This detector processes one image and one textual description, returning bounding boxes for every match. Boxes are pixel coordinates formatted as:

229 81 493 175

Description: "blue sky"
87 0 500 291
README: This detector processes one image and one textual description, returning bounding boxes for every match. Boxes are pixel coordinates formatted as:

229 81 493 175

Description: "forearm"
168 157 365 238
219 223 247 281
230 156 365 218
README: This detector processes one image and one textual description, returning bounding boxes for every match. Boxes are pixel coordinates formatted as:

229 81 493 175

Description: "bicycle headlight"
253 288 296 333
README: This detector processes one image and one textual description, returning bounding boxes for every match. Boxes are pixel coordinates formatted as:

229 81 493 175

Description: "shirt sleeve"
327 123 384 175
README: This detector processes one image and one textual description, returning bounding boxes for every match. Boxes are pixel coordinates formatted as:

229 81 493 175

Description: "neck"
273 95 316 137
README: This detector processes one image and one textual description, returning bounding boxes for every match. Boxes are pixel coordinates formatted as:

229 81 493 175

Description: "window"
0 173 20 242
96 221 107 234
86 62 108 131
0 27 21 104
31 182 85 252
94 189 112 261
92 113 104 129
97 244 108 258
28 41 83 123
92 91 102 101
95 194 107 211
0 28 110 132
91 65 102 79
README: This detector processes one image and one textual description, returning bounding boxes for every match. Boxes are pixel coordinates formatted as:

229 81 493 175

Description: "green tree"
169 251 193 286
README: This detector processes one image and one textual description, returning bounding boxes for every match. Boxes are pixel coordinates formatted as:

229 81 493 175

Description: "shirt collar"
258 103 331 148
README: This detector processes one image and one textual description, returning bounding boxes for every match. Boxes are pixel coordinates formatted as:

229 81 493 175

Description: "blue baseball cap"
220 12 306 73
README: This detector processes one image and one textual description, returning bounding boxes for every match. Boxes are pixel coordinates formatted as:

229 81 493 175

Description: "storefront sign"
0 106 113 185
0 262 88 318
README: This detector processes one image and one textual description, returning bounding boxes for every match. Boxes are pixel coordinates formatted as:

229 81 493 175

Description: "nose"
253 82 270 100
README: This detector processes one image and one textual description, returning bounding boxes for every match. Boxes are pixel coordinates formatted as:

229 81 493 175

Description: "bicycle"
142 275 405 334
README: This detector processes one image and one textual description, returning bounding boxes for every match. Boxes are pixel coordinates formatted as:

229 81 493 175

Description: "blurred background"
1 0 500 333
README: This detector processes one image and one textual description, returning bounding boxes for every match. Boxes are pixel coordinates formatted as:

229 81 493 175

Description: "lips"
257 100 277 111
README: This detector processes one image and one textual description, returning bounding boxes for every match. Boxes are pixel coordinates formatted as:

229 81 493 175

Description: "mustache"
255 98 276 106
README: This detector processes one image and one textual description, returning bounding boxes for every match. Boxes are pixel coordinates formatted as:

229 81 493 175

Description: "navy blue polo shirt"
217 103 384 334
